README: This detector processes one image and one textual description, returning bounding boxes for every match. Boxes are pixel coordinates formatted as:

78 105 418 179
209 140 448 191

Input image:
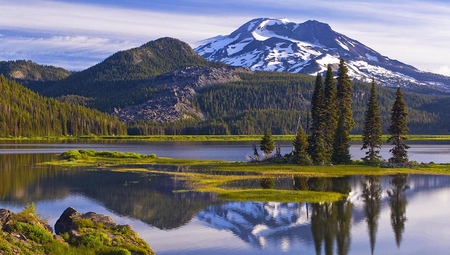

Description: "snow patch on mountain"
335 39 349 51
365 53 379 62
195 17 450 94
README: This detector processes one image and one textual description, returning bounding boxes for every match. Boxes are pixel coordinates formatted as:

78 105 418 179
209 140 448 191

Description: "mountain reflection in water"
194 175 450 255
2 153 450 254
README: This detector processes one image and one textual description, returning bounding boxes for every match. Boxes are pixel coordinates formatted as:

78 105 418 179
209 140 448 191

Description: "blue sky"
1 0 450 75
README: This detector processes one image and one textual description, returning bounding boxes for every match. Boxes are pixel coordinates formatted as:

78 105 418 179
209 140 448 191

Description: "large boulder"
55 207 117 234
54 206 80 234
81 211 115 226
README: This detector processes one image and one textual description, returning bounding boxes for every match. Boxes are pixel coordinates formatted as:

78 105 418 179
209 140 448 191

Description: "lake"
1 139 450 162
1 140 450 254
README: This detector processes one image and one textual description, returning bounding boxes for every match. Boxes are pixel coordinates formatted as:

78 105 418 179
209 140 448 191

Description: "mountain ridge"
1 36 449 135
195 18 450 94
0 60 72 82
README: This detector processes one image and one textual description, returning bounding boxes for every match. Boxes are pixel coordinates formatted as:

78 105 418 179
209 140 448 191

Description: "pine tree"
293 125 311 165
308 73 327 164
332 59 354 164
361 79 383 164
260 130 275 158
323 64 338 161
388 87 409 164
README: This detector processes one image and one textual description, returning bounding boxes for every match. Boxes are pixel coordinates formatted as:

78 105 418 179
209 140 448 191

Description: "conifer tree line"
126 69 444 136
293 59 409 165
0 75 126 137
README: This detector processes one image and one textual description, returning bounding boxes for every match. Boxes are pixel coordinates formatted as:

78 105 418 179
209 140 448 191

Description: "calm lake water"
1 139 450 163
1 140 450 255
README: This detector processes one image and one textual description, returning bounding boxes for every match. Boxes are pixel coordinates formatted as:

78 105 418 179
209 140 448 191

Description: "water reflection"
0 154 218 229
362 176 382 254
260 177 275 189
2 154 450 254
197 201 310 249
0 154 60 201
195 174 450 255
388 174 409 247
308 177 352 255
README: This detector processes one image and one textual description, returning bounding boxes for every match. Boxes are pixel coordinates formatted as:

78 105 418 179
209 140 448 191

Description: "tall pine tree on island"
308 73 327 164
361 78 383 164
388 87 409 164
323 64 338 161
332 59 354 164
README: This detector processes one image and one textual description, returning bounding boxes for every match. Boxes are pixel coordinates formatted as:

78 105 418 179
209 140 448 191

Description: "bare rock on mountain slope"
114 65 251 122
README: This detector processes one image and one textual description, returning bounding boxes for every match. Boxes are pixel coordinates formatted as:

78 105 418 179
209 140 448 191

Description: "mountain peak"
195 18 450 94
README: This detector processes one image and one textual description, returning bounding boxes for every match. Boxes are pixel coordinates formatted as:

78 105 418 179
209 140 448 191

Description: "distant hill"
30 37 224 111
0 60 71 82
0 75 126 137
36 38 216 95
62 37 212 82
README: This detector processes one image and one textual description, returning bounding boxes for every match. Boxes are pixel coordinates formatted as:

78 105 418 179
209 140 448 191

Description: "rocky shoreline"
0 206 154 255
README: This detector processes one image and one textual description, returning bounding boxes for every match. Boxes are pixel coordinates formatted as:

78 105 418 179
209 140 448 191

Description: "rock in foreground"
0 205 154 255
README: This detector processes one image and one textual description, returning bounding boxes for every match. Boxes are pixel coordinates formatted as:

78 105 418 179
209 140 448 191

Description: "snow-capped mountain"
195 18 450 94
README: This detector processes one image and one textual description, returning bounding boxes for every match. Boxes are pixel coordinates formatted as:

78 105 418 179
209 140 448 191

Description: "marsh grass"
46 150 450 203
219 189 346 203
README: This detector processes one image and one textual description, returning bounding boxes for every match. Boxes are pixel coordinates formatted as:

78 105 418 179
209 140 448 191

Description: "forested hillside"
2 37 449 136
0 76 126 137
128 71 450 135
33 37 224 111
0 60 71 82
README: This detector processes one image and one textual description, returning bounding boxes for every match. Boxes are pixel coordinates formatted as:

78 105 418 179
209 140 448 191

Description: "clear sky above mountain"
1 0 449 75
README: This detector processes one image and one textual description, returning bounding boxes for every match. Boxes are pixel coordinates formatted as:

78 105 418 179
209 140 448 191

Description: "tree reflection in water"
362 176 382 255
0 154 217 230
310 177 352 255
388 174 409 247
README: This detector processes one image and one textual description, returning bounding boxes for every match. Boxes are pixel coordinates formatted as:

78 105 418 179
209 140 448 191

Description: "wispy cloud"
0 0 241 43
0 33 138 70
0 0 248 70
1 0 450 75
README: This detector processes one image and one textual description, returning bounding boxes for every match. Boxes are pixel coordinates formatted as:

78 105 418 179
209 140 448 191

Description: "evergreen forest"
0 75 126 137
129 71 450 135
1 37 450 137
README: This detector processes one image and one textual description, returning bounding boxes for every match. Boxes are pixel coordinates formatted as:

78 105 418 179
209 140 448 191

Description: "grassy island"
43 149 450 203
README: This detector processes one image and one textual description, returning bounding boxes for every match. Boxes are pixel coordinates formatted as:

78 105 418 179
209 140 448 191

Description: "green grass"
45 149 450 203
12 222 53 244
4 134 450 141
218 189 346 203
0 204 155 255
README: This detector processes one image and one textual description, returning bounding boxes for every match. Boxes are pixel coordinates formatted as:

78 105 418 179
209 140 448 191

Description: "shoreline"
2 134 450 142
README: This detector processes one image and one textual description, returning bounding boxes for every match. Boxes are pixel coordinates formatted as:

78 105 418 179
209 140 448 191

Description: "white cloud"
0 34 137 70
0 0 247 69
0 0 450 75
433 65 450 76
0 0 243 45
